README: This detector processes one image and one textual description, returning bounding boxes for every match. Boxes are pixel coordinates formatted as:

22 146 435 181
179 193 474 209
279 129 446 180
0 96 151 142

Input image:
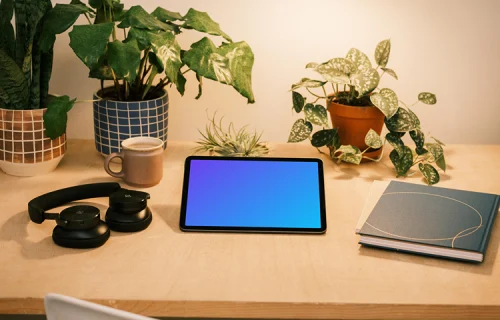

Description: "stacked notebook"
356 180 500 263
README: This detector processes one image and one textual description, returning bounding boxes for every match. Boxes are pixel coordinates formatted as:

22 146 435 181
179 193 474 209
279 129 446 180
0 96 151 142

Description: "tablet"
179 156 326 234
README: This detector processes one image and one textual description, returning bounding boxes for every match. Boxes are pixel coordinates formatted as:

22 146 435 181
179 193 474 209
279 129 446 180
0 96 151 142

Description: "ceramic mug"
104 137 164 187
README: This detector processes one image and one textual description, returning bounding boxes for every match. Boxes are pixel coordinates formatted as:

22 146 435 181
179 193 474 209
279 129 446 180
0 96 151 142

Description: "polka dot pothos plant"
287 39 445 185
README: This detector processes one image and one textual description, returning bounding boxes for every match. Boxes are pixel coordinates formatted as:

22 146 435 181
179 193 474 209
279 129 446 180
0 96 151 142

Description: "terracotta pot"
327 99 385 161
0 108 66 176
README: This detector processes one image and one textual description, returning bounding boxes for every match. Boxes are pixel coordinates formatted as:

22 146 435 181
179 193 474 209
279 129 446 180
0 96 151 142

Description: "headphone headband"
28 182 122 223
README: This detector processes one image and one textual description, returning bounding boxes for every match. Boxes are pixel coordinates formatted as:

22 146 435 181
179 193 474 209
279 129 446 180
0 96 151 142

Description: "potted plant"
0 0 75 176
41 1 255 155
288 39 446 185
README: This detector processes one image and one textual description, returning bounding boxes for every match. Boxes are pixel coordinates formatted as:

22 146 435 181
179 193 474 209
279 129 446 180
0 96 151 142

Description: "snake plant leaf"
352 68 379 97
311 128 338 147
117 5 176 32
107 39 141 82
151 7 184 21
305 62 318 69
314 58 355 84
381 67 398 80
291 78 327 90
409 129 427 155
386 132 405 157
183 37 255 103
346 48 372 72
364 129 383 149
369 88 398 119
375 39 391 68
288 119 313 143
182 8 232 42
0 0 14 58
292 91 305 113
39 4 89 53
384 107 419 132
304 103 328 127
43 95 76 139
389 146 413 177
339 152 362 165
418 92 437 105
0 49 28 109
69 22 114 70
419 163 440 185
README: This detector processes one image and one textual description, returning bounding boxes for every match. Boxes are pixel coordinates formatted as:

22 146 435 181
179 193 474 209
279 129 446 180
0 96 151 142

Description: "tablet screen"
179 156 326 233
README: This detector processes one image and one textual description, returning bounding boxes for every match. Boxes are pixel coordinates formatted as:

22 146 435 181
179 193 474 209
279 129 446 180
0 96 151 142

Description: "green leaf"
339 152 362 165
43 95 76 139
144 32 183 91
364 129 383 149
418 92 437 105
384 107 419 132
381 67 398 80
39 4 89 53
311 129 338 147
375 39 391 67
151 7 184 21
352 68 379 97
304 103 328 126
182 8 232 42
389 146 413 177
386 132 405 157
436 154 446 172
369 88 398 118
409 129 426 153
291 78 326 90
183 37 255 103
288 119 312 143
305 62 318 69
0 0 13 25
407 108 421 128
313 58 354 84
419 163 440 185
0 49 28 109
345 48 372 72
117 6 175 32
0 0 14 58
107 39 141 82
335 145 360 155
68 23 114 70
292 91 305 113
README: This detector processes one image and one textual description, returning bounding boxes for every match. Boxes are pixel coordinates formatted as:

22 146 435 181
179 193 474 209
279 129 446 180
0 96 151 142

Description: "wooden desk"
1 140 500 320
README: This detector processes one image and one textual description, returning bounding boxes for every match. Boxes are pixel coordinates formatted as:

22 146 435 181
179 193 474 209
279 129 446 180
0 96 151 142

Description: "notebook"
356 180 500 263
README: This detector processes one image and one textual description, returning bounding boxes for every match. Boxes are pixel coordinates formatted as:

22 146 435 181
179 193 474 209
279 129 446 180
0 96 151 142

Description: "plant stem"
123 28 126 39
110 69 121 100
182 68 191 75
84 13 92 24
123 80 129 100
136 48 150 88
142 67 158 100
100 80 104 93
306 88 326 99
322 86 328 99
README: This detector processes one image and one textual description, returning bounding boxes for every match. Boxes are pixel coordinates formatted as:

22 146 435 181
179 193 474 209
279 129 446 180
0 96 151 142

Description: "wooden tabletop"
1 140 500 320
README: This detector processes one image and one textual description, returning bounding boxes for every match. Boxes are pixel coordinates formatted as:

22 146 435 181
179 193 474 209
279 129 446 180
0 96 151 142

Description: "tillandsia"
0 0 75 139
194 114 269 157
38 0 255 103
287 39 446 185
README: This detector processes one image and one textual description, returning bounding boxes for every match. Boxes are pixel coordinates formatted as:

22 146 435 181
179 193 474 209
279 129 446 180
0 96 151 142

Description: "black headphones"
28 182 152 249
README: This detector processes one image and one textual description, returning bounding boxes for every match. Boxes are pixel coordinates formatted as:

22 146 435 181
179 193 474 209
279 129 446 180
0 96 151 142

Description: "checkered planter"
93 89 168 155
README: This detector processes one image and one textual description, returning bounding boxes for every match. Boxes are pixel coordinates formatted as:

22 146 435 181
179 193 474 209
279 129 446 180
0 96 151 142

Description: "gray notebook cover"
359 181 500 254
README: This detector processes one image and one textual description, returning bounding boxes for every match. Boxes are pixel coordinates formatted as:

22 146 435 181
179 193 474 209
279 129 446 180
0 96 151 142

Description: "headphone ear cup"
105 207 152 232
52 221 110 248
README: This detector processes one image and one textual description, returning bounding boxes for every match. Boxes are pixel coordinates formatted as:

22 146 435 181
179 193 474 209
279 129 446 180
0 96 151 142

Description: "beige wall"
50 0 500 144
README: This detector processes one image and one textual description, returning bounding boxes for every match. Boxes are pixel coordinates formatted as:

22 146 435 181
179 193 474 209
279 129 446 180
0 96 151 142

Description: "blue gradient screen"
183 159 323 229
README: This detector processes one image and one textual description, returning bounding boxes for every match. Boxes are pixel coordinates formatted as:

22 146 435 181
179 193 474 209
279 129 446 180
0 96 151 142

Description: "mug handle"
104 152 125 178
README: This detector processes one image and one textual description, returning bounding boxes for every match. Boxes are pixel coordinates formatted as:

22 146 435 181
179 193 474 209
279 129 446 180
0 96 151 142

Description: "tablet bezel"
179 156 327 234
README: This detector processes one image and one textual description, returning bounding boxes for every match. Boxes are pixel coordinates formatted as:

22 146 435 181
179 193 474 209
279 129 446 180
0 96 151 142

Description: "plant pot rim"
94 86 168 103
0 107 48 112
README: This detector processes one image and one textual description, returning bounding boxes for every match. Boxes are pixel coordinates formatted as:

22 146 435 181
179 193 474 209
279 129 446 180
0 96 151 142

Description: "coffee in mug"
104 137 164 187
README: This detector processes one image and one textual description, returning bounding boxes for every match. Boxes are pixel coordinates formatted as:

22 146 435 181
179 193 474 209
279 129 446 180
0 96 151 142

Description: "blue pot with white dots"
92 87 168 155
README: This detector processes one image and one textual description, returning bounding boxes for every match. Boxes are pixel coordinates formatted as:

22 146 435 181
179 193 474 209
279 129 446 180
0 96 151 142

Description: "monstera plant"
39 0 255 103
288 39 445 185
